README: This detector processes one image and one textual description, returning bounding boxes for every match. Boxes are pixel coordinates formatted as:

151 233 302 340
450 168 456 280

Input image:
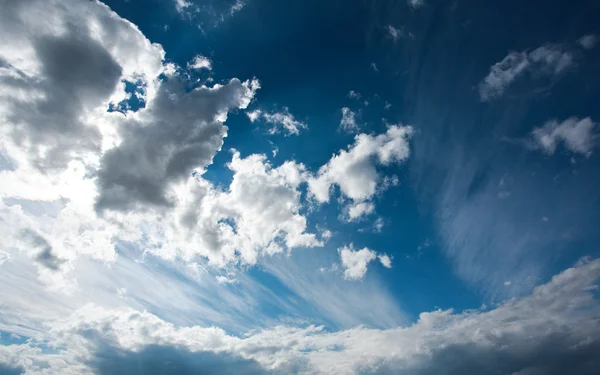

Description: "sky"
1 0 600 374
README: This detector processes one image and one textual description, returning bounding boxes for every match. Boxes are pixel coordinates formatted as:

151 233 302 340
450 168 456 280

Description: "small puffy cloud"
371 62 378 72
187 54 212 70
373 217 385 233
308 125 413 204
347 90 361 99
579 34 597 50
174 0 193 14
338 245 377 280
246 107 307 136
343 201 375 221
387 25 404 42
378 253 392 268
479 43 574 101
339 107 360 133
530 117 597 156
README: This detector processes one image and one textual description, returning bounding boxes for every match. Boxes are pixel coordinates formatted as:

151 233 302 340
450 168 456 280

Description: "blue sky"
1 0 600 374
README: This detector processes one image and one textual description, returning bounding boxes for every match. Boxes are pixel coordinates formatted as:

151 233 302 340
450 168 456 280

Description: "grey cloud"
1 25 121 170
95 77 257 212
89 344 268 375
20 229 65 270
372 337 600 375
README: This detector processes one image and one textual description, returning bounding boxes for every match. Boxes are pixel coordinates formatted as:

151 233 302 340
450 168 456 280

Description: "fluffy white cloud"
187 54 212 70
378 253 392 268
338 245 392 280
246 107 307 135
3 258 598 374
343 201 375 221
339 107 360 133
137 151 322 267
531 117 597 156
478 43 574 101
308 125 413 209
0 0 313 293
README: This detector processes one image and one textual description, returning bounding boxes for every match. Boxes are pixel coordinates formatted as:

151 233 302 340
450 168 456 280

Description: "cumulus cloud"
308 125 413 215
139 151 322 266
478 43 575 101
3 258 599 374
0 0 312 291
339 107 360 133
95 77 259 212
343 201 375 221
378 253 392 268
339 245 383 280
0 0 163 171
530 117 597 156
187 54 212 70
246 107 307 135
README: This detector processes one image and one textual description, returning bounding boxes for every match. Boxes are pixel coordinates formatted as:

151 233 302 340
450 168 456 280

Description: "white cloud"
531 117 597 156
0 0 313 292
578 34 597 50
387 25 404 42
4 258 599 374
343 201 375 221
479 43 574 101
308 125 413 204
174 0 193 14
187 54 212 70
378 253 392 268
347 90 361 99
246 107 307 135
373 217 385 233
371 62 378 72
339 107 360 133
338 245 378 280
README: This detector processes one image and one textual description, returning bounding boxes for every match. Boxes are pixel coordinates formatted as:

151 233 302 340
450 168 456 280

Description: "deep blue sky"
101 0 600 317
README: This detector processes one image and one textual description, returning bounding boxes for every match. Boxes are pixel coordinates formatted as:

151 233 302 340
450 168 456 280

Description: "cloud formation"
308 125 413 216
339 107 360 133
247 107 307 135
338 245 391 280
2 258 599 374
530 117 597 156
479 43 575 101
95 77 259 212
